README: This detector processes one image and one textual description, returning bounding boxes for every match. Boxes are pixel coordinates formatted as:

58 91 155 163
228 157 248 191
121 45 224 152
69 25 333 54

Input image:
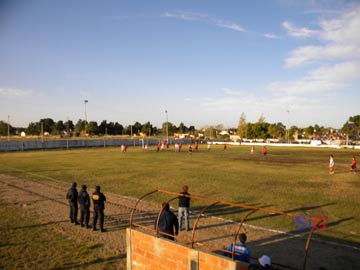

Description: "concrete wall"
126 228 248 270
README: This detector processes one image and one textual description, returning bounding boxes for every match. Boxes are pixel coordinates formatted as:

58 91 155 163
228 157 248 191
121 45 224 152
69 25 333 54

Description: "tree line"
237 113 360 141
0 114 359 140
0 118 195 137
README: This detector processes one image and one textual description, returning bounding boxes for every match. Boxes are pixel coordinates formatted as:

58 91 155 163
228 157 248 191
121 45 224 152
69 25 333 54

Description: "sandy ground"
0 174 359 270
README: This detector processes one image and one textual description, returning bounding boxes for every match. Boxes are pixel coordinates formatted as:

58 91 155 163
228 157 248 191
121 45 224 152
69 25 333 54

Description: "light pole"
165 110 169 142
286 110 290 143
347 121 354 148
84 100 88 135
7 115 10 141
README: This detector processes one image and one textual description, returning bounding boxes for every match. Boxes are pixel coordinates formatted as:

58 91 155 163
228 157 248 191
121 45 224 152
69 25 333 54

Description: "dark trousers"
80 205 90 226
69 202 78 223
93 207 104 229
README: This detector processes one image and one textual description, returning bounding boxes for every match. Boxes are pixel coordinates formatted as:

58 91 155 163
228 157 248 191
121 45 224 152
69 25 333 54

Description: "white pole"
7 115 10 141
165 110 169 142
84 100 88 135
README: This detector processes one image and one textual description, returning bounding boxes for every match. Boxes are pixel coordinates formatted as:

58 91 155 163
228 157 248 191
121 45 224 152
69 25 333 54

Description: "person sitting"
223 233 250 263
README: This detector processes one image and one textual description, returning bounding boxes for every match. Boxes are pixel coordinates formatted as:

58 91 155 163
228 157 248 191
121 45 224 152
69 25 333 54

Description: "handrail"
190 201 220 248
130 189 317 270
129 189 158 228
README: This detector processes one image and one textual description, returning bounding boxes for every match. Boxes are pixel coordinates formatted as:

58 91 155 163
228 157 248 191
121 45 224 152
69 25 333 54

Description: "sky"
1 0 359 129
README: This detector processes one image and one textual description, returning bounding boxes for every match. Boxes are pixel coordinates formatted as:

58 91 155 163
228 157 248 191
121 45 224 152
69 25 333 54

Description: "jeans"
69 202 78 223
178 207 189 231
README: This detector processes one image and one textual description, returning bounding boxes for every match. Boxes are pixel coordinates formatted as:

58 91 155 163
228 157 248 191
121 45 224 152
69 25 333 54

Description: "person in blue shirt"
224 233 251 263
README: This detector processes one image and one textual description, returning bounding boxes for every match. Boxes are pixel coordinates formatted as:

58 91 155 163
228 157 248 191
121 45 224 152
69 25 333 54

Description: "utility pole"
84 100 88 135
165 110 169 142
286 110 290 143
7 115 10 141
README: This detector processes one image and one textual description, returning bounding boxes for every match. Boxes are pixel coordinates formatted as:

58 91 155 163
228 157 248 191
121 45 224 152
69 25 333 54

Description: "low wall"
126 228 248 270
0 138 176 152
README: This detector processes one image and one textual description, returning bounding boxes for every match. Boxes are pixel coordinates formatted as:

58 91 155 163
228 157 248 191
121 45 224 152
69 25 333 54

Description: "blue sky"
1 0 359 129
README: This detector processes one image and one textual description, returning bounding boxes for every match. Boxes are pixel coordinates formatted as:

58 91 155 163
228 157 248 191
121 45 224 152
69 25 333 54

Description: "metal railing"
129 189 320 270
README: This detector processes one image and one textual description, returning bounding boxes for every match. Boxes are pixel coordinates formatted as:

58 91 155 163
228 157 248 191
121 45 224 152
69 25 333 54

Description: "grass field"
0 144 359 245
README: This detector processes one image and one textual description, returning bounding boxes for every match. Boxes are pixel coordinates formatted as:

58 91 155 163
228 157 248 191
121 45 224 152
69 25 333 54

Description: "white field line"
1 164 359 251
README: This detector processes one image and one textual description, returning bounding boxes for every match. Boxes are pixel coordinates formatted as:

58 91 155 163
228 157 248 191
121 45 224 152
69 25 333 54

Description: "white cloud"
0 88 30 97
162 11 245 32
269 61 360 97
262 33 280 39
282 21 318 38
284 4 360 67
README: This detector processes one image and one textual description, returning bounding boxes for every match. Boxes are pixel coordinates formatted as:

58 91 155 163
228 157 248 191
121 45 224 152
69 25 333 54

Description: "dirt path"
0 174 359 270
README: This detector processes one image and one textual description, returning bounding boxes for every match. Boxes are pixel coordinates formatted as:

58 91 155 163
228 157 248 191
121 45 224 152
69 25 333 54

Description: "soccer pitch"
0 144 359 244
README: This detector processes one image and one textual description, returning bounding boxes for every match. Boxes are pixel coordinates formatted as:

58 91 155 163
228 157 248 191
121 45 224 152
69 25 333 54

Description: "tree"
87 121 98 135
268 122 285 139
0 121 15 136
40 118 55 133
113 122 124 135
64 120 74 134
178 122 187 134
98 120 107 135
55 120 65 135
26 122 41 135
237 113 247 139
258 113 266 123
74 119 85 136
342 115 360 139
141 121 153 136
162 122 175 136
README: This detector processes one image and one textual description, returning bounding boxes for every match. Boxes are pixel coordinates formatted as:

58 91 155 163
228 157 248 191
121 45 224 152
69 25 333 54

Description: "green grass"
0 204 122 270
0 145 359 245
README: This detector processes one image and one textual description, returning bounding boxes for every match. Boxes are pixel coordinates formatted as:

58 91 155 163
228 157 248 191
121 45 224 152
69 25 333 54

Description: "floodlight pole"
165 110 169 142
7 115 10 141
286 110 290 144
84 100 88 135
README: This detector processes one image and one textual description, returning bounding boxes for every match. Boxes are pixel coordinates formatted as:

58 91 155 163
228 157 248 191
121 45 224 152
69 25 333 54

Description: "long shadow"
0 219 69 231
0 198 52 206
50 254 126 270
190 202 270 219
242 203 337 224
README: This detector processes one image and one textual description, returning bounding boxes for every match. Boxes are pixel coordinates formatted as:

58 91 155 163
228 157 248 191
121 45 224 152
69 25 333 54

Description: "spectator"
66 182 79 225
224 233 250 263
78 184 91 228
155 202 179 240
92 185 107 232
178 185 190 231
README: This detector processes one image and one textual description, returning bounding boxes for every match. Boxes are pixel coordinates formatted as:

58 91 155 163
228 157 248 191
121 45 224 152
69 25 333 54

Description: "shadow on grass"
0 219 69 231
50 253 126 270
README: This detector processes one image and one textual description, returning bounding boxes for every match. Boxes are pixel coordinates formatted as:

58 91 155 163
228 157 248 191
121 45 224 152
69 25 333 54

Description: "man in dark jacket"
78 184 91 228
92 185 106 232
155 202 179 240
66 182 79 225
178 185 191 231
